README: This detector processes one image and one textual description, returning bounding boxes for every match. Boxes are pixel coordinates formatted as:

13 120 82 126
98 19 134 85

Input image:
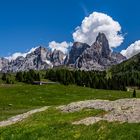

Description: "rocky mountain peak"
66 42 90 65
96 32 108 42
33 46 47 55
51 49 66 66
73 33 125 70
73 42 87 48
0 33 126 72
92 32 111 58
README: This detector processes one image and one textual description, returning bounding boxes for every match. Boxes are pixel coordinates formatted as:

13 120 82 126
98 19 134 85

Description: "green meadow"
0 84 140 139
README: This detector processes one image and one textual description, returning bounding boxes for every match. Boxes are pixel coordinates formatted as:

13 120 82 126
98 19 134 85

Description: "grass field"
0 84 140 139
0 84 137 121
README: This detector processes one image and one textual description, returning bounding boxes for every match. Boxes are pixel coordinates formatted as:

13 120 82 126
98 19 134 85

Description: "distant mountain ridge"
0 33 126 72
109 52 140 74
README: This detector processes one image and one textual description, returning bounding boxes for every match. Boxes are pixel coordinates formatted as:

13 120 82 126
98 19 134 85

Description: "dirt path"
0 106 49 127
57 99 140 125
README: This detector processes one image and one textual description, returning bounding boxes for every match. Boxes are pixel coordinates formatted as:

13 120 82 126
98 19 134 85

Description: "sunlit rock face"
70 33 126 71
0 33 126 72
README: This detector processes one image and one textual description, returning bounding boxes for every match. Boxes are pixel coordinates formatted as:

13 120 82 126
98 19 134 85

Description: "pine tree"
16 72 23 82
2 73 6 81
133 89 136 98
6 77 10 84
36 73 40 81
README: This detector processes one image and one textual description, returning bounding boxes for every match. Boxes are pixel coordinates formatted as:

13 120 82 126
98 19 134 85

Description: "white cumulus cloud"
48 41 73 54
73 12 124 48
5 47 37 61
121 40 140 59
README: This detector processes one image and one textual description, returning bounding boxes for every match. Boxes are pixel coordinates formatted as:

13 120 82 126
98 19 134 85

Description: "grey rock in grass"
58 99 140 125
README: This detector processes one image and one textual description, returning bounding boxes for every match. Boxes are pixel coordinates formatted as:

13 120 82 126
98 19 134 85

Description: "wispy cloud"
80 3 89 16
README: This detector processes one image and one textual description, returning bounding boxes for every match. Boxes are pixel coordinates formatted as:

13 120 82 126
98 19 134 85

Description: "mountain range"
0 33 126 72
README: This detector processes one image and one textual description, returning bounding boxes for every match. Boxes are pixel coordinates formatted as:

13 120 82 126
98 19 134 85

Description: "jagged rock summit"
0 33 126 72
68 33 126 70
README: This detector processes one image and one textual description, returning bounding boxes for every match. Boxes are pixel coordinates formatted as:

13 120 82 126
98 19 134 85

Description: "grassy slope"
0 108 140 140
0 84 138 121
110 53 140 74
0 84 140 139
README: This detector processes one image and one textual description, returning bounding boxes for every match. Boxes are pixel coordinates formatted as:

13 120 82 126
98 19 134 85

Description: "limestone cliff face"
0 33 126 72
69 33 126 70
0 58 9 71
1 47 66 72
51 49 66 67
65 42 90 66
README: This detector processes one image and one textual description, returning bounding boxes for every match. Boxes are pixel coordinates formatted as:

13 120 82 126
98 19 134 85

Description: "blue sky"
0 0 140 57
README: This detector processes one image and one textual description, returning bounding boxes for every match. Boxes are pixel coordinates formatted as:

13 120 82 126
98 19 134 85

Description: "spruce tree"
2 73 6 81
133 89 136 98
16 72 23 82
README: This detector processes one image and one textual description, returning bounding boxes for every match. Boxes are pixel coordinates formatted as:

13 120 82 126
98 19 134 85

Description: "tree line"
1 69 40 84
1 68 140 91
45 69 127 91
